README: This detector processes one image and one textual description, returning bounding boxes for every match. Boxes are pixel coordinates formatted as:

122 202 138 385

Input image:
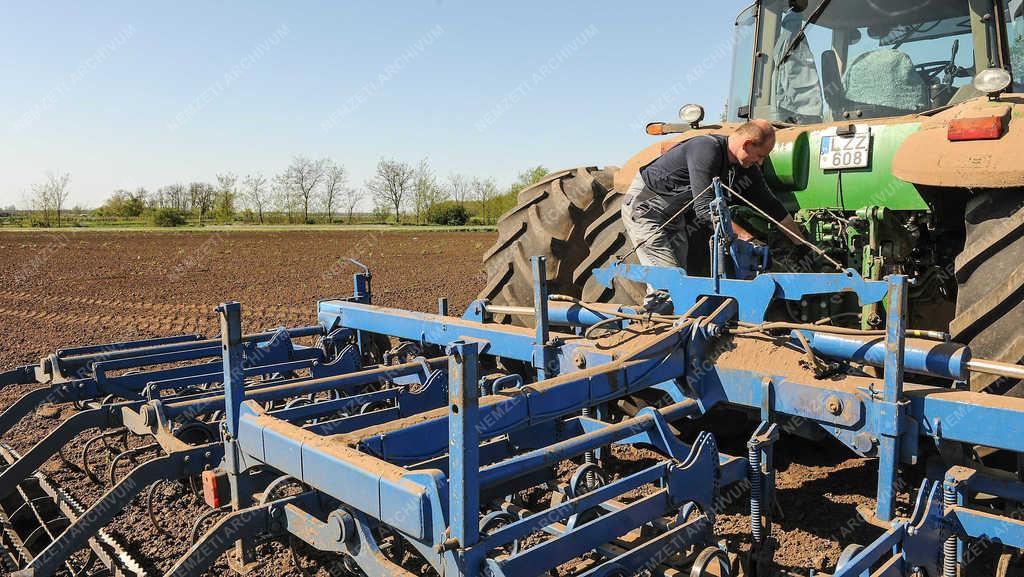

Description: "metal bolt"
572 350 587 369
826 396 843 416
183 456 191 463
204 451 212 459
328 510 354 543
140 406 154 427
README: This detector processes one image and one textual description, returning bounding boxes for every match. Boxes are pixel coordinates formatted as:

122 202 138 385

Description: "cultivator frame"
2 243 1024 575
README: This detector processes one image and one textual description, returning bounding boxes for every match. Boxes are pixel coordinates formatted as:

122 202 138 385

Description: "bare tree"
189 182 216 225
273 174 298 223
320 161 347 223
472 177 499 224
412 158 443 224
367 158 415 223
163 183 188 212
446 173 471 208
50 172 72 227
214 173 237 220
342 186 363 223
242 173 269 223
26 183 53 225
281 156 326 223
150 187 167 209
26 171 72 226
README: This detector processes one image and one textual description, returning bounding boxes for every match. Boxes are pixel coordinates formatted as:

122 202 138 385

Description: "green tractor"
480 0 1024 394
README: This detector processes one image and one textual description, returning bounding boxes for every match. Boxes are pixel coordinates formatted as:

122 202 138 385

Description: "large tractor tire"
950 190 1024 395
571 189 714 305
571 190 646 304
479 167 616 323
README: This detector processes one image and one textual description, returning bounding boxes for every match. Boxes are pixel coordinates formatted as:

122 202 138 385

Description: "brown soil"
0 230 893 576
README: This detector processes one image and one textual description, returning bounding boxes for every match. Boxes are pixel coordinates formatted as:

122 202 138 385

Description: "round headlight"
679 104 706 126
973 68 1012 96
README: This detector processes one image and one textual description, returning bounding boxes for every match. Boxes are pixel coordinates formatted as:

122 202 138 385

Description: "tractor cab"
728 0 1024 124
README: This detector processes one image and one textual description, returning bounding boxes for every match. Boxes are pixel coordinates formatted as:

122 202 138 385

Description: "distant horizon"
1 1 747 210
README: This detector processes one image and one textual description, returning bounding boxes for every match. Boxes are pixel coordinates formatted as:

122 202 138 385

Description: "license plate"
820 133 871 170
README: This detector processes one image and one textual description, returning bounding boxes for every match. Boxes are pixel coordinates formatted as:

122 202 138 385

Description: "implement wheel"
479 167 616 325
950 189 1024 395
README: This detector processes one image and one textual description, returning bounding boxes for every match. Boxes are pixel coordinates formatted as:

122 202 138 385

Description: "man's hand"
731 221 755 241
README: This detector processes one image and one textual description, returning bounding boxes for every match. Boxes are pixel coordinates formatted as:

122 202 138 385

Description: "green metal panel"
764 131 809 191
775 122 929 212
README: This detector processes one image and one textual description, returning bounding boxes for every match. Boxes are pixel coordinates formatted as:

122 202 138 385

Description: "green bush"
425 202 470 226
149 208 188 227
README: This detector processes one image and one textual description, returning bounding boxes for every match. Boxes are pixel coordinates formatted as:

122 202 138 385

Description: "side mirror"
821 49 845 110
788 0 809 12
736 105 751 119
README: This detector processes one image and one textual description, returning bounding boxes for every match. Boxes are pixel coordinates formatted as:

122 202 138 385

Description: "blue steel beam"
703 361 1024 454
448 340 480 548
791 330 969 380
877 275 908 521
233 327 693 541
235 400 437 540
318 300 590 364
161 357 447 420
356 343 689 462
593 262 890 322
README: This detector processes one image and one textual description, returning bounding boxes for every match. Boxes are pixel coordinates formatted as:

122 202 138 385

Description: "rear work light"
947 115 1005 141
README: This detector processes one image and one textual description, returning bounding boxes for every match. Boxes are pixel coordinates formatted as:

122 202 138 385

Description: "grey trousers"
621 173 688 271
620 173 688 310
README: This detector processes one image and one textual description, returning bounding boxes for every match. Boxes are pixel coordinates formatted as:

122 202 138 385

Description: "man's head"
728 119 776 168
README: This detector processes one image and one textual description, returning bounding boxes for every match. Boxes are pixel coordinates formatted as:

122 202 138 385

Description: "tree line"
16 157 550 227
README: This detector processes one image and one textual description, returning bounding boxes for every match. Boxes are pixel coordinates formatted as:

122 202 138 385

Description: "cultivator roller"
3 238 1024 575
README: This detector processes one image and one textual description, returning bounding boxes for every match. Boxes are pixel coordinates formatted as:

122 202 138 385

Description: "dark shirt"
636 134 789 225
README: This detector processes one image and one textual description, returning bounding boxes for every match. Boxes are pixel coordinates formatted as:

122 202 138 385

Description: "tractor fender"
614 123 810 193
613 125 739 192
892 95 1024 188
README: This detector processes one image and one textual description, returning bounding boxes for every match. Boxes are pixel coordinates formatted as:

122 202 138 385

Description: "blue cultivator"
2 185 1024 576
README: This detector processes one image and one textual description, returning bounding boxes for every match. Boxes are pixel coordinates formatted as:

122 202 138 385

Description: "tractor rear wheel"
571 189 646 304
479 167 616 324
950 189 1024 395
571 188 713 305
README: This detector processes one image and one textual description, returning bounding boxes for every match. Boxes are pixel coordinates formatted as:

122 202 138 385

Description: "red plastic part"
202 470 225 508
947 115 1005 141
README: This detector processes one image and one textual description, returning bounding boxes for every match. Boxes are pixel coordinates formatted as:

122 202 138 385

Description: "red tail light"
947 116 1005 141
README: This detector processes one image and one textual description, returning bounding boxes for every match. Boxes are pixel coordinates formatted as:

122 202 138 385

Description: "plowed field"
0 230 915 576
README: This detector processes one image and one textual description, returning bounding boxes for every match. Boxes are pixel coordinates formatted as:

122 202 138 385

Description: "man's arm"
777 214 806 243
735 166 806 244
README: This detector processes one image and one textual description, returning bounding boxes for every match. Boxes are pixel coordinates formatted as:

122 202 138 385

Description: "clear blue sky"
0 1 749 208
